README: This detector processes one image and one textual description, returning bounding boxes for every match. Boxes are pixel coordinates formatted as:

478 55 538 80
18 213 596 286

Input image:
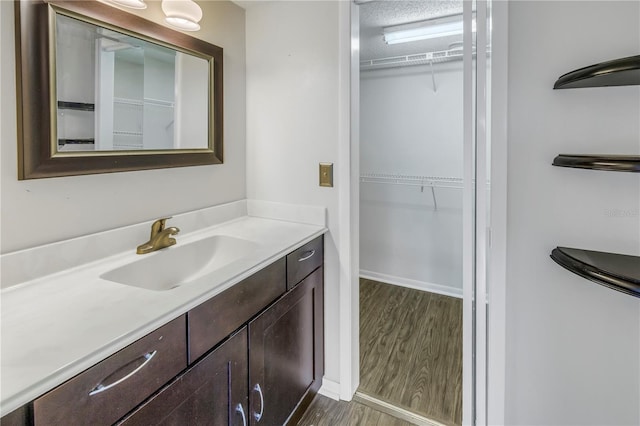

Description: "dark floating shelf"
551 247 640 298
57 101 95 111
553 55 640 89
553 155 640 172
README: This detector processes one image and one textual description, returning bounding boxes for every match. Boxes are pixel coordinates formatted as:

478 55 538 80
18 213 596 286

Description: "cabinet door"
248 267 324 426
120 328 248 426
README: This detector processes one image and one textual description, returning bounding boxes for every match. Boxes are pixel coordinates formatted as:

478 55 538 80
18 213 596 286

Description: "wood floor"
358 279 462 426
296 394 415 426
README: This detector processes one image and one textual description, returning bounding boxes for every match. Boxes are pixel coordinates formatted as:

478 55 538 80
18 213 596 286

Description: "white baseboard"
318 378 341 401
360 270 463 299
354 392 447 426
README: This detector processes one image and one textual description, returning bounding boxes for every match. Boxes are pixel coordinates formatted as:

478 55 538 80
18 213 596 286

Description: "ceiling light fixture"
161 0 203 32
105 0 147 10
383 15 475 45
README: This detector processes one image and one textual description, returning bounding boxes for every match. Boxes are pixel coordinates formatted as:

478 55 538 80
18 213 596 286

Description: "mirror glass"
55 13 209 153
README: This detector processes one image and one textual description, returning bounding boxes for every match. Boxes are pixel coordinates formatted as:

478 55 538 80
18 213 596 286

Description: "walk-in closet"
357 1 465 424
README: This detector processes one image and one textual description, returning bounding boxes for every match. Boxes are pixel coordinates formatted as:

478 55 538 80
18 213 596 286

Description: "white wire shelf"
114 97 143 107
360 172 463 188
113 130 143 136
114 97 175 108
360 47 490 92
360 172 465 210
360 48 464 71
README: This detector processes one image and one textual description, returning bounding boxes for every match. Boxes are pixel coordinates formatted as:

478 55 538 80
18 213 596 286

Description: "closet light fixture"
104 0 147 9
383 15 475 45
161 0 203 32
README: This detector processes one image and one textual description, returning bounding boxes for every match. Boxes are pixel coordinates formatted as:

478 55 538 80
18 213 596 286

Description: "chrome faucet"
136 217 180 254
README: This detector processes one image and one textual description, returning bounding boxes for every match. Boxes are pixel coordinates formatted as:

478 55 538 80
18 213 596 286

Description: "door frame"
335 1 508 425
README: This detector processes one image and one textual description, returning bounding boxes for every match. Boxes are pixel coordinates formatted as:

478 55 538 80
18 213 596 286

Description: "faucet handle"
150 217 173 237
156 216 173 225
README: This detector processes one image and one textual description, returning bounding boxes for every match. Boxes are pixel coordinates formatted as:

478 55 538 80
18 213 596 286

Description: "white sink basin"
101 235 259 291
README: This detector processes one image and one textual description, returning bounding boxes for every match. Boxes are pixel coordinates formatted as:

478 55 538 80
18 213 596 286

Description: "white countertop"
0 201 326 416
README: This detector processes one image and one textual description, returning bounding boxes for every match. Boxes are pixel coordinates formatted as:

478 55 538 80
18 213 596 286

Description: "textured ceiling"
359 0 463 61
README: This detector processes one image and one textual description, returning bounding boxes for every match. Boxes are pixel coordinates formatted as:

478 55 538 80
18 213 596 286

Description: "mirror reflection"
55 13 209 153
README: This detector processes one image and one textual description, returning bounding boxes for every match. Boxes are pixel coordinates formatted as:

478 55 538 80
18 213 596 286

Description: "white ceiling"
358 0 463 61
232 0 464 61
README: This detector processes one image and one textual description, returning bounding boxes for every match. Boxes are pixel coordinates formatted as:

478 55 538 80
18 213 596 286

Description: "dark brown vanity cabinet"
249 267 324 426
2 236 324 426
120 244 325 426
182 237 324 426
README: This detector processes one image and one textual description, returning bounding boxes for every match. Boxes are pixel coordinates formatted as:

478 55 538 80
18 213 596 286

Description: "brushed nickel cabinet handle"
252 383 264 421
236 403 247 426
298 250 315 262
88 350 157 396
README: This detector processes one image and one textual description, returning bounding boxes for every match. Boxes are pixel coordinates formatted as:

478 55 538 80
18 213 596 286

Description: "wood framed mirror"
15 0 223 179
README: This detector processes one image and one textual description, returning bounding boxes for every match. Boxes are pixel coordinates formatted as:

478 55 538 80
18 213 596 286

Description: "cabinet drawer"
34 316 187 426
286 236 323 290
188 258 286 363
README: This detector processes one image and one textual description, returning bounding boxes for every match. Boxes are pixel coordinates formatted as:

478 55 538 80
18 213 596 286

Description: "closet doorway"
352 1 491 425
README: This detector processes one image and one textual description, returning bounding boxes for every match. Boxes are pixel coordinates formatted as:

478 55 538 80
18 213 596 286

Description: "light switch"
319 163 333 187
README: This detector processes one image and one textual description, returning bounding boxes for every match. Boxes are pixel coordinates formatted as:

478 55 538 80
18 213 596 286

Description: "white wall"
505 2 640 424
56 16 96 146
143 52 175 103
175 53 208 149
245 1 343 386
56 15 96 104
360 63 463 293
143 54 176 150
360 65 464 177
0 0 246 253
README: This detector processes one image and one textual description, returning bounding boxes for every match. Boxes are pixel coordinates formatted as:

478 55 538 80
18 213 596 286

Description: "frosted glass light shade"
383 16 475 45
384 22 461 44
106 0 147 9
161 0 203 32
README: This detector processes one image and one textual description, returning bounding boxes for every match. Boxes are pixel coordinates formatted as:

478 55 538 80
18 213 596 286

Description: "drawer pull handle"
236 403 247 426
253 383 264 421
88 350 157 396
298 250 316 262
